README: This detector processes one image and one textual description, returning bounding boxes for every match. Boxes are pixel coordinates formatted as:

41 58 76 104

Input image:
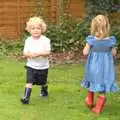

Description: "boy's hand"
23 51 50 59
28 53 40 58
23 52 39 59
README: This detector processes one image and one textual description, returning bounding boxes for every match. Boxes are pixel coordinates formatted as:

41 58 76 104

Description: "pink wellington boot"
92 95 106 114
85 91 94 109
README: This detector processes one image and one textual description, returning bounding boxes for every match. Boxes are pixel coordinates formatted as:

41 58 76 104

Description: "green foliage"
86 0 115 17
111 26 120 51
0 39 24 56
46 15 89 52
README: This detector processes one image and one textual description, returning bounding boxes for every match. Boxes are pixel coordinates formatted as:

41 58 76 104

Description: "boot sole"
20 98 29 104
85 101 94 109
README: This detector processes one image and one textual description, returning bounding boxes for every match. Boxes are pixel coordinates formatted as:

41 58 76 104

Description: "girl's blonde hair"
91 15 110 39
25 16 47 33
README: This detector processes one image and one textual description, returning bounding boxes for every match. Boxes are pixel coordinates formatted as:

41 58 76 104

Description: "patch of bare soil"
49 51 85 65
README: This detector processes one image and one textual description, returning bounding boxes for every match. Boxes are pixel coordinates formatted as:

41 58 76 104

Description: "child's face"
30 23 42 38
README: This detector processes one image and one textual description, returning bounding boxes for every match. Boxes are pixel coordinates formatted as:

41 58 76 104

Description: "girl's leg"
85 91 94 108
92 93 106 114
21 83 32 104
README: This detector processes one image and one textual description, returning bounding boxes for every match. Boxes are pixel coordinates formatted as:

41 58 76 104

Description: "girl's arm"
83 43 90 56
111 47 117 56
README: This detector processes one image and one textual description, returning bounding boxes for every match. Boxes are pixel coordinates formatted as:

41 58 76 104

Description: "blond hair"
91 15 110 39
25 16 47 33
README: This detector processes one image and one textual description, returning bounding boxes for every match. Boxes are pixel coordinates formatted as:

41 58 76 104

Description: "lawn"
0 56 120 120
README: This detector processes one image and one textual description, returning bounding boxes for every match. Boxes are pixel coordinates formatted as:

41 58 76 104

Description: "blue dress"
81 35 119 93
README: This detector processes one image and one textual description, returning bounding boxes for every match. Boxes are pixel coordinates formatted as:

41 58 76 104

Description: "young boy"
21 16 51 104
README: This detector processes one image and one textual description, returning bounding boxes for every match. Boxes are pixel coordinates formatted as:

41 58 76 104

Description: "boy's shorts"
25 66 48 85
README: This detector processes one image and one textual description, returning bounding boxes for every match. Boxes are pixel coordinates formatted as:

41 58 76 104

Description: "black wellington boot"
40 85 48 97
21 87 32 104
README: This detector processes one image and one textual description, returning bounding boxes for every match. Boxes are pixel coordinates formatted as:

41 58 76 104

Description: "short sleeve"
110 36 116 47
85 35 94 46
23 37 30 53
43 38 51 52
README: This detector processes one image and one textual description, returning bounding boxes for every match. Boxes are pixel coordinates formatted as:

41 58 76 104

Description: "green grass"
0 56 120 120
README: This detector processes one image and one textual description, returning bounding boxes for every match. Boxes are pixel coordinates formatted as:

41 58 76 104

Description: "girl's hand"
111 47 117 57
83 43 90 56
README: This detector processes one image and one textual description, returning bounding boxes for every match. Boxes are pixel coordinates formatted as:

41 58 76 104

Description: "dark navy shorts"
25 66 48 85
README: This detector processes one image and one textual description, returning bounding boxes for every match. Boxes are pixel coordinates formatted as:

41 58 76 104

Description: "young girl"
21 16 51 104
81 15 119 114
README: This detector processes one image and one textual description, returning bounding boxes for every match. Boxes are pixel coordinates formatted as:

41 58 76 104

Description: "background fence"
0 0 85 39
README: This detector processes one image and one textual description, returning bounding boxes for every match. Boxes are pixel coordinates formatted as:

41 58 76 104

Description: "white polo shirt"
23 35 51 70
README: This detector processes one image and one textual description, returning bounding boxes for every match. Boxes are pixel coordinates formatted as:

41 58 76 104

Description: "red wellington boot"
92 95 106 114
85 91 94 109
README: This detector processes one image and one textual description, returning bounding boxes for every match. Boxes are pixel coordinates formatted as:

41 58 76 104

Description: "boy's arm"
36 51 51 57
23 51 51 59
22 52 33 59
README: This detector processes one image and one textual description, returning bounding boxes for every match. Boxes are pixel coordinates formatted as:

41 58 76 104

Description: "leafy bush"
46 15 89 52
0 39 24 57
111 26 120 52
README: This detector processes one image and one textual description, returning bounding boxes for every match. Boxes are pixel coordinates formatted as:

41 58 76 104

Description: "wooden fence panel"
0 0 86 39
69 0 86 19
0 0 37 39
0 0 18 39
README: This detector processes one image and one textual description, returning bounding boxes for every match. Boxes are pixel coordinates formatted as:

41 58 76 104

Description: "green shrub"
0 39 24 57
46 15 89 52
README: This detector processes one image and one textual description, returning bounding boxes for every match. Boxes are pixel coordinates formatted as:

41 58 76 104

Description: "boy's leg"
21 83 32 104
21 67 33 104
39 69 48 97
40 84 48 96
